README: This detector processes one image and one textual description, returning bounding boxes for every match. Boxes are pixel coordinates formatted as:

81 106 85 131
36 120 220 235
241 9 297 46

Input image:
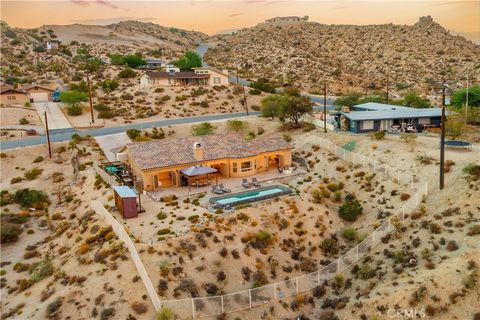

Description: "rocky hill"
204 16 480 95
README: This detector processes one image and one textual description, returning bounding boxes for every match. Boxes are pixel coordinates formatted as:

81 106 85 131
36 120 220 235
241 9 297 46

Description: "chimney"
193 142 203 161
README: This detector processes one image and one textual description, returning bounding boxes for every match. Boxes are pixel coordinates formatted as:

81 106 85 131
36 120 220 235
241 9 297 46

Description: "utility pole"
386 73 389 104
465 74 469 124
86 71 94 124
440 81 446 190
323 82 327 133
242 85 249 115
44 111 52 158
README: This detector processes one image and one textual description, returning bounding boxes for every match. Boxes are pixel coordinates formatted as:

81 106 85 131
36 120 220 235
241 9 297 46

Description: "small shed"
113 186 138 219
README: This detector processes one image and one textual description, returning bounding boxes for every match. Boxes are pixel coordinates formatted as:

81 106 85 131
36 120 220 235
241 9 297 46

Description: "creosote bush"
338 194 363 222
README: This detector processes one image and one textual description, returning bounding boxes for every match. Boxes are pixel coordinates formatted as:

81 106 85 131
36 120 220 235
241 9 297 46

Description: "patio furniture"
251 177 260 187
218 184 231 193
242 179 251 188
212 185 224 194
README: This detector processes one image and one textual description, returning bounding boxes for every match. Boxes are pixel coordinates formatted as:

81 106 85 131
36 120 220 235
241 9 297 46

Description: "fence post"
295 278 299 294
402 205 405 220
249 290 252 308
273 283 277 300
356 245 359 261
415 193 419 206
343 149 346 160
221 295 224 313
317 270 320 286
372 230 376 245
192 299 196 318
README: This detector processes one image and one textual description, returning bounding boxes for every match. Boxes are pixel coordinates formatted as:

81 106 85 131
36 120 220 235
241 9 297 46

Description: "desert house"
0 86 30 106
139 66 229 87
265 16 308 23
22 85 55 102
142 58 167 69
333 102 443 133
126 132 292 191
46 40 59 51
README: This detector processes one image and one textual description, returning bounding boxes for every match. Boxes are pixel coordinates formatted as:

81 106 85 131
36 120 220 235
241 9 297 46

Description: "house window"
232 163 237 173
362 120 374 130
241 161 252 172
7 95 16 101
214 77 221 84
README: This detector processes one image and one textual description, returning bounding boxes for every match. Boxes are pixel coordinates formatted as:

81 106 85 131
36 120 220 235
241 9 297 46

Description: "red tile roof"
127 132 292 171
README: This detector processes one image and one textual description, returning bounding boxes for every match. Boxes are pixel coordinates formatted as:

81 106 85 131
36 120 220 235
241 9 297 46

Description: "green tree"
333 92 362 109
126 129 141 140
282 95 313 124
261 94 288 120
451 85 480 109
174 51 202 71
191 122 215 136
402 91 431 108
108 54 125 65
250 78 275 93
123 54 146 68
69 80 88 93
60 90 88 115
338 194 363 222
282 86 301 97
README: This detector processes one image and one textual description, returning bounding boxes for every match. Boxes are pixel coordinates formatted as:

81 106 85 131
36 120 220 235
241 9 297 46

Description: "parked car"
52 90 61 102
25 129 37 136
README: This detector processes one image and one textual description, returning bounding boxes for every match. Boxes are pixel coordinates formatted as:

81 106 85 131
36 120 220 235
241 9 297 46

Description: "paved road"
0 112 258 150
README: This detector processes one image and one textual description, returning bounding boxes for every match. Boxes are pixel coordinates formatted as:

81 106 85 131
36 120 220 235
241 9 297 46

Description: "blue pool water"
210 185 291 207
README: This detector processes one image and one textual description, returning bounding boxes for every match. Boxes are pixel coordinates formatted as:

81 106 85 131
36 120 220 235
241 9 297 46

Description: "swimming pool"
210 185 292 208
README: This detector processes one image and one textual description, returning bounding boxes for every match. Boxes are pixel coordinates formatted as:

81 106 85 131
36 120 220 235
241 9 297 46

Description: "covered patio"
180 165 219 187
147 165 306 201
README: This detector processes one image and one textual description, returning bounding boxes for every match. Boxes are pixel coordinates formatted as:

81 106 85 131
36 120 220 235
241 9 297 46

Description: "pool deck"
147 167 306 201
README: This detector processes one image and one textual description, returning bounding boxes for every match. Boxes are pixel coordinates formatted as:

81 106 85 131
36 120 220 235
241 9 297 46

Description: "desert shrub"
157 211 167 220
312 285 326 298
463 163 480 181
356 264 375 280
24 167 43 180
252 270 268 287
400 193 411 201
157 307 174 320
467 225 480 236
10 176 23 184
118 68 136 78
191 122 215 136
370 130 386 140
338 194 363 222
1 222 22 243
126 128 141 140
67 104 83 116
33 156 44 163
203 283 219 295
282 133 292 142
131 301 148 314
341 228 357 241
30 259 54 281
249 88 261 95
446 240 458 251
320 238 338 256
19 118 29 125
46 297 62 317
227 119 244 132
157 228 171 235
13 188 49 208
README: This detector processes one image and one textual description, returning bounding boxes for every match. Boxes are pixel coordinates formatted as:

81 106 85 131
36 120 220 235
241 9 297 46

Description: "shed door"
30 93 49 102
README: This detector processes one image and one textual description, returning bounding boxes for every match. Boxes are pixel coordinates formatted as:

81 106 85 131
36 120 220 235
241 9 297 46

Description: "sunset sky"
1 0 479 35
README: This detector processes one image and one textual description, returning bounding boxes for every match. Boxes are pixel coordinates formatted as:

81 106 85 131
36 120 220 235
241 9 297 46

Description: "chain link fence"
156 137 429 318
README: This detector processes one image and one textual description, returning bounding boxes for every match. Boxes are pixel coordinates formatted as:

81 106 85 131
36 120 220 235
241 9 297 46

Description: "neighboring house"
126 132 292 191
142 58 167 69
333 102 443 133
23 85 55 102
265 16 308 23
139 66 229 87
0 86 30 106
46 40 59 51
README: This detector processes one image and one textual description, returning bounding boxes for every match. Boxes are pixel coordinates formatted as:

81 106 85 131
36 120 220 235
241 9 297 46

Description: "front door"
153 175 159 189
